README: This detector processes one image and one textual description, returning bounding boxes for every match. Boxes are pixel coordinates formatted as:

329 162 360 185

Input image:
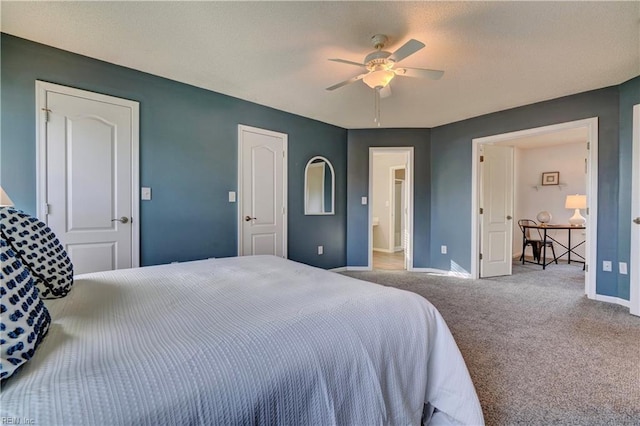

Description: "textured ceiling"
2 1 639 129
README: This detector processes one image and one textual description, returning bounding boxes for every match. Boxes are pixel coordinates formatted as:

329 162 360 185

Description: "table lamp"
0 186 14 207
565 194 586 226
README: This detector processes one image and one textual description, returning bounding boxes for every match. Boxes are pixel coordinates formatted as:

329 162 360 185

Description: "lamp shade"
0 186 14 207
565 194 586 226
362 69 395 89
565 194 587 209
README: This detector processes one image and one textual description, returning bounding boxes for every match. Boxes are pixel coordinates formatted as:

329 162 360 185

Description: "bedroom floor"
342 261 640 425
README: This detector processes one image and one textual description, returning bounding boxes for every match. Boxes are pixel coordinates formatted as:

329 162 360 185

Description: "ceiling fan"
326 34 444 125
326 34 444 97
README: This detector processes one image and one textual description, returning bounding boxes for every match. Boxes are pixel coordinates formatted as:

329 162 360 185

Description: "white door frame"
368 147 414 270
471 117 598 300
35 81 140 268
630 104 640 316
237 124 288 257
390 165 406 253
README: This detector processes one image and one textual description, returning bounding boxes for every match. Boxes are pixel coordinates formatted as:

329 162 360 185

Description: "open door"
480 145 514 277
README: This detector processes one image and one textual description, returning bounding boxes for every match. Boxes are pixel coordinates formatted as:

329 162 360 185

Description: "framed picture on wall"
541 171 560 186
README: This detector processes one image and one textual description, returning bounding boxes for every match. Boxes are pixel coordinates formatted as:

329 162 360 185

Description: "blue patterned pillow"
1 237 51 381
0 207 74 299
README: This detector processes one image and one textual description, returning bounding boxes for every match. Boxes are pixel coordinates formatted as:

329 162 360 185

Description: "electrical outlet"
228 191 236 202
361 196 367 205
441 245 447 254
318 245 323 255
619 262 628 275
603 261 612 272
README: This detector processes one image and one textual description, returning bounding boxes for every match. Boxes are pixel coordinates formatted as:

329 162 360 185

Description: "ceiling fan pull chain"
374 87 381 126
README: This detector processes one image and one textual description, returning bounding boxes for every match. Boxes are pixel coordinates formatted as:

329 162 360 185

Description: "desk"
521 224 586 270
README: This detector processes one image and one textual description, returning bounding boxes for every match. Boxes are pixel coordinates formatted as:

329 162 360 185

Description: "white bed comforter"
1 256 483 425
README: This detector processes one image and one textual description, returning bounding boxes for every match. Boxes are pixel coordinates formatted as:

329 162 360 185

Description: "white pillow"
0 207 73 299
1 237 51 381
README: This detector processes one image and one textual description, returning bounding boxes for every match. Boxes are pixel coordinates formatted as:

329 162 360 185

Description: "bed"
1 254 483 425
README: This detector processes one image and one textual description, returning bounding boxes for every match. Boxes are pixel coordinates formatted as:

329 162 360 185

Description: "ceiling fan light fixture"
362 69 395 89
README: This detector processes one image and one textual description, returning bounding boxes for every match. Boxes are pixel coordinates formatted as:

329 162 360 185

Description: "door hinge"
587 141 590 150
479 207 484 214
585 264 588 272
479 253 483 260
41 108 52 122
480 155 484 162
282 206 286 215
43 203 51 215
586 207 589 215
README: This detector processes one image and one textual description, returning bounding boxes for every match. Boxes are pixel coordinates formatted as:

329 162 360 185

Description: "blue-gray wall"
2 34 638 301
345 84 637 301
429 88 621 297
0 34 347 269
617 76 640 299
346 129 431 267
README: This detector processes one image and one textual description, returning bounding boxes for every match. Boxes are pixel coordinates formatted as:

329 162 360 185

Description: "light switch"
141 187 151 200
361 196 368 205
228 191 236 203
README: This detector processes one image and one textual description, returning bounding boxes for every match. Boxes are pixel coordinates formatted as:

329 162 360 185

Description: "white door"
480 145 514 277
37 82 139 275
238 125 287 257
631 104 640 316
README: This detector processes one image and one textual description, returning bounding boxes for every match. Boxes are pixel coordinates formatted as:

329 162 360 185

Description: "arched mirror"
304 156 335 215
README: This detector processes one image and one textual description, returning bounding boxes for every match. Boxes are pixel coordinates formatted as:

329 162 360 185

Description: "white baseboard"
345 266 371 271
329 266 347 272
410 267 472 278
593 294 630 308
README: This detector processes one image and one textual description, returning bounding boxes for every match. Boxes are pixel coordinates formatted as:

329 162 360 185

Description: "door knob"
245 216 257 222
111 216 129 224
634 217 640 225
506 215 513 220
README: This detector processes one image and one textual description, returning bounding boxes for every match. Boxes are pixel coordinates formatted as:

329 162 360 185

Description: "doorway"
237 124 288 257
471 118 598 299
36 81 140 274
369 147 413 271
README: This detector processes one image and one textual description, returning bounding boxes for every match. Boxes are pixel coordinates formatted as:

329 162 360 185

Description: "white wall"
372 153 406 252
513 142 588 260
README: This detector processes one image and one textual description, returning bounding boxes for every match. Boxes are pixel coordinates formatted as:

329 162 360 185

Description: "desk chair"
518 219 557 264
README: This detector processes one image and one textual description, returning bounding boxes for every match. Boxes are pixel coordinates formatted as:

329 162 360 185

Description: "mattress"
0 255 483 425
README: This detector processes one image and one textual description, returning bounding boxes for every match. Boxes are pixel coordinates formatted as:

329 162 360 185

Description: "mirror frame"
304 156 335 215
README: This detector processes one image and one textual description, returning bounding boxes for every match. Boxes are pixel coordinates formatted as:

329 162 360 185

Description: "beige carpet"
343 262 640 425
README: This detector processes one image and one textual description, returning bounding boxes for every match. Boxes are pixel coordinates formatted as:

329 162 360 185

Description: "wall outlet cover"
603 260 612 272
619 262 628 275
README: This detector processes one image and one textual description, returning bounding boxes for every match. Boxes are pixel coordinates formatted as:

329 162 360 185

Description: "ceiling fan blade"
379 85 392 99
329 58 366 68
326 74 365 91
388 39 425 63
395 67 444 80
